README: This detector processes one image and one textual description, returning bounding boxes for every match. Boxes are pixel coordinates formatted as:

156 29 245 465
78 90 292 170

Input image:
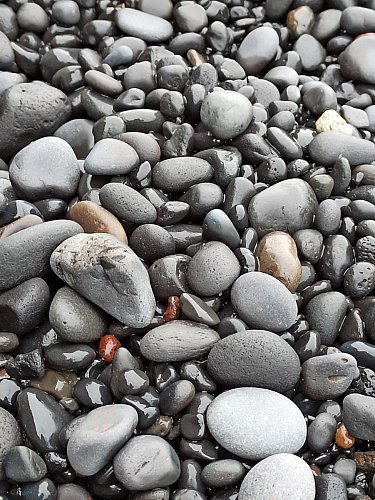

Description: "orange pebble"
335 423 356 449
99 334 121 363
163 296 181 322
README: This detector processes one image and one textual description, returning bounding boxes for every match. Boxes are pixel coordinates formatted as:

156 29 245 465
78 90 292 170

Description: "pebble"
84 138 139 176
238 454 315 500
231 272 298 332
114 435 181 490
248 179 318 237
67 404 138 476
340 36 375 85
315 110 350 134
200 90 253 140
314 473 348 500
256 231 302 291
50 233 156 327
202 459 246 488
140 320 220 362
343 394 375 441
236 27 279 75
115 8 174 43
206 388 307 460
0 408 22 479
4 446 47 483
148 254 192 301
153 157 213 193
307 412 337 453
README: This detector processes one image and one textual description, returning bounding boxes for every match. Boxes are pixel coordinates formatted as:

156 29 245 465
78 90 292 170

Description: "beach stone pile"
1 0 375 499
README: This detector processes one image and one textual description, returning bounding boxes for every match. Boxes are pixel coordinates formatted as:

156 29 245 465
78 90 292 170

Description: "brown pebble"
187 49 206 66
309 464 321 476
0 214 43 239
163 296 181 322
256 231 302 291
287 6 315 38
354 451 375 473
335 423 356 450
31 369 74 400
69 200 127 244
144 415 173 437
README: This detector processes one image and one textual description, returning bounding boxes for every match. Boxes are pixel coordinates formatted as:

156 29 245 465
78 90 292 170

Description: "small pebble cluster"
1 0 375 499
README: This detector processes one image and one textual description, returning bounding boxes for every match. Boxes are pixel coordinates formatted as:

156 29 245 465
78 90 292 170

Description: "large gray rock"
208 330 301 392
340 36 375 85
50 233 156 327
67 405 138 476
239 454 315 500
236 26 279 75
206 388 306 460
140 320 220 362
0 220 83 292
343 393 375 440
9 137 80 202
0 408 22 480
248 179 318 238
0 82 71 160
115 8 173 42
231 272 298 332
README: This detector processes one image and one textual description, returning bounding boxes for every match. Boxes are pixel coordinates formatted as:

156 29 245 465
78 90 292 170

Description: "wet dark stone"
317 235 354 288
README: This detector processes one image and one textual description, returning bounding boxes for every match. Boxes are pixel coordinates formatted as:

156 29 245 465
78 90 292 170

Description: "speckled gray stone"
231 272 298 332
140 320 220 362
0 408 22 480
115 8 173 43
50 233 156 328
152 157 213 193
238 454 315 500
187 241 241 296
67 404 138 476
206 388 307 460
208 330 301 392
343 393 375 440
84 138 139 176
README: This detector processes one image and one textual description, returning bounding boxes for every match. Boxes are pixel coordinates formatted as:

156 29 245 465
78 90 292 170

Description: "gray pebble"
85 138 139 176
152 158 213 193
343 393 375 440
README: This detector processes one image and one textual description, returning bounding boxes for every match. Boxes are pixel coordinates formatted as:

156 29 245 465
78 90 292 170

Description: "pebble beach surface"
1 0 375 499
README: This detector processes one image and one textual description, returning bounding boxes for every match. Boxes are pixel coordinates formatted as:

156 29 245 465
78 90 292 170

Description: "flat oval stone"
49 286 108 342
45 342 95 371
69 200 127 244
300 353 358 400
0 82 71 160
140 320 220 362
343 393 375 441
116 132 161 166
84 138 139 176
115 8 173 43
50 233 156 328
248 179 318 238
231 272 298 332
206 388 306 460
17 388 72 453
309 131 375 166
200 91 253 140
187 241 241 296
236 26 279 75
256 231 301 292
0 408 22 480
208 330 301 392
4 446 47 483
67 404 138 476
0 220 82 292
152 158 213 193
340 36 375 85
114 435 180 490
9 137 80 202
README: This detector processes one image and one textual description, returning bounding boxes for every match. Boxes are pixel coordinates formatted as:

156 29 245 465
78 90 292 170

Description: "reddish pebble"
335 423 355 450
163 296 181 322
99 334 121 363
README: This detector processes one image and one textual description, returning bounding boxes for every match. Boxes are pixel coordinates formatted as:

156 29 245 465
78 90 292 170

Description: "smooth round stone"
4 446 46 483
202 459 246 488
73 378 113 408
114 435 180 490
0 82 71 160
0 220 82 292
207 330 301 392
54 119 94 160
294 34 326 72
17 388 72 453
332 459 356 485
0 278 49 335
116 132 161 166
67 404 138 476
202 209 240 249
69 200 127 244
248 179 318 238
115 8 173 43
187 241 240 296
236 26 279 75
206 388 306 460
0 31 14 71
21 478 57 499
340 340 375 371
85 70 123 97
140 320 220 362
159 380 195 416
149 254 192 301
231 272 298 332
300 353 358 400
294 229 324 265
129 224 175 264
153 158 213 193
49 286 107 342
50 233 156 328
45 342 95 371
256 231 301 292
314 199 341 236
340 36 375 85
100 183 157 224
84 138 139 176
0 408 21 480
343 394 375 440
200 91 252 140
307 412 337 453
180 183 223 220
309 131 375 166
52 0 80 26
9 137 80 202
17 3 49 32
239 454 315 500
0 332 18 353
317 235 354 288
314 473 348 500
303 83 338 117
180 293 220 327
